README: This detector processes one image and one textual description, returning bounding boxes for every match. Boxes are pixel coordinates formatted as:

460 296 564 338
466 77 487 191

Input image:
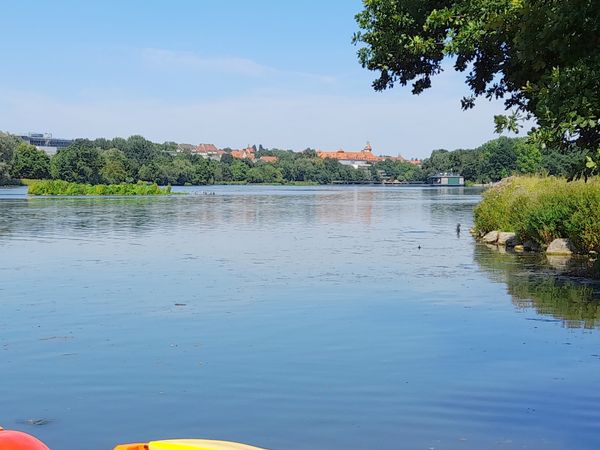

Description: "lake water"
1 185 599 450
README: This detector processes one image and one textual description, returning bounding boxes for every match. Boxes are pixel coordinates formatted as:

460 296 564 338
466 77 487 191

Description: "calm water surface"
1 185 599 450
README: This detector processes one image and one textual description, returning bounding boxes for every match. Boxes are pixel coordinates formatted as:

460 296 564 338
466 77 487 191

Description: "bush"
474 176 600 252
27 180 171 196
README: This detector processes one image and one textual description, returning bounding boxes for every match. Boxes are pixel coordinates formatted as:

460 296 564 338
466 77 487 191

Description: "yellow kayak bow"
114 439 266 450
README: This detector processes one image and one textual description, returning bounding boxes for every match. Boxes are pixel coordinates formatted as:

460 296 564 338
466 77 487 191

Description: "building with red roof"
259 156 278 163
192 143 225 161
231 146 256 161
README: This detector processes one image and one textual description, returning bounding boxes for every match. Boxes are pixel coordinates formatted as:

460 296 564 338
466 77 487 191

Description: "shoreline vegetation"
25 180 171 196
1 132 585 189
473 176 600 255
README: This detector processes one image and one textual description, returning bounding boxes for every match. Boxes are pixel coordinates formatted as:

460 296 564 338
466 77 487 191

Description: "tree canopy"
11 143 51 179
420 136 581 183
0 132 21 183
353 0 600 177
50 141 103 184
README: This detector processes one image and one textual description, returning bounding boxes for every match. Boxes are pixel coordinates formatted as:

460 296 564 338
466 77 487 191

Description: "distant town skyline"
0 1 527 159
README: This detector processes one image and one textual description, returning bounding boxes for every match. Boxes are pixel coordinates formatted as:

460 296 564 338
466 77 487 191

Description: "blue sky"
0 0 521 158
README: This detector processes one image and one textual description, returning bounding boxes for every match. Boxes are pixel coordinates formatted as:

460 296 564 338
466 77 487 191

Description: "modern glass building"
20 133 73 155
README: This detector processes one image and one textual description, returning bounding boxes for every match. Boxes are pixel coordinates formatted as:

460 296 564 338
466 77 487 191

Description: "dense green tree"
421 137 543 182
515 140 542 174
91 138 112 150
172 157 194 185
354 0 600 177
480 137 517 181
247 165 285 183
100 148 130 184
138 159 175 185
0 133 22 183
540 149 585 178
230 160 250 181
161 141 178 154
11 143 51 179
51 142 102 184
421 150 452 177
123 135 159 169
459 149 486 183
220 153 234 165
302 149 317 158
137 164 155 183
190 158 216 185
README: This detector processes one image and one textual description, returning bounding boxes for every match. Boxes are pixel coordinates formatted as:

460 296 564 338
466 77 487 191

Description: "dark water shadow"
474 245 600 328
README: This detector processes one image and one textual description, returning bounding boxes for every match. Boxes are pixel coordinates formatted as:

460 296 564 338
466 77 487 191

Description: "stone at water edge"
482 230 499 244
497 232 517 247
514 244 525 252
546 238 575 255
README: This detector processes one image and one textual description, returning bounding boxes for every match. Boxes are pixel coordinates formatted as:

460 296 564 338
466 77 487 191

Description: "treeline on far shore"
0 133 421 186
0 132 586 187
421 136 584 183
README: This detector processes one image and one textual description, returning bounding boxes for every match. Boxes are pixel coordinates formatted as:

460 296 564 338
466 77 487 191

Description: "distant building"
20 132 72 155
176 143 196 153
317 142 380 169
231 146 256 161
193 143 224 161
176 143 224 160
259 156 278 163
318 142 419 169
428 172 465 186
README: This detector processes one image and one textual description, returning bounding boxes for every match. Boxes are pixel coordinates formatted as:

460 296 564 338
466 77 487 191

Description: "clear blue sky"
0 0 520 158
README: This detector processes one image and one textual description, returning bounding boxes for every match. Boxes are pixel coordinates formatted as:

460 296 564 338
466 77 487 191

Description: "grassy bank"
26 180 172 196
474 176 600 253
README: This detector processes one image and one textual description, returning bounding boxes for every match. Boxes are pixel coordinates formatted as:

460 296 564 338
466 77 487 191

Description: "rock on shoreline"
480 230 517 247
475 231 580 257
497 232 517 247
481 231 499 244
546 238 575 255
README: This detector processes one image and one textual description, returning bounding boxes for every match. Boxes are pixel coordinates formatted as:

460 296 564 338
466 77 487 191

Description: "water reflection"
0 190 380 241
474 245 600 328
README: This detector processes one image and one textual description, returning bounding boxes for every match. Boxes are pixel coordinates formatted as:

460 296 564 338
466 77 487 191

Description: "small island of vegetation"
25 179 171 196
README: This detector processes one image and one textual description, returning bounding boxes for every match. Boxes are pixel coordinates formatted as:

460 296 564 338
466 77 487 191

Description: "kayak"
115 439 266 449
0 427 265 450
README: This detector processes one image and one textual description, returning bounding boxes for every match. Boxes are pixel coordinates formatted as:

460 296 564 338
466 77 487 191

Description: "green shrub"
474 176 600 253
